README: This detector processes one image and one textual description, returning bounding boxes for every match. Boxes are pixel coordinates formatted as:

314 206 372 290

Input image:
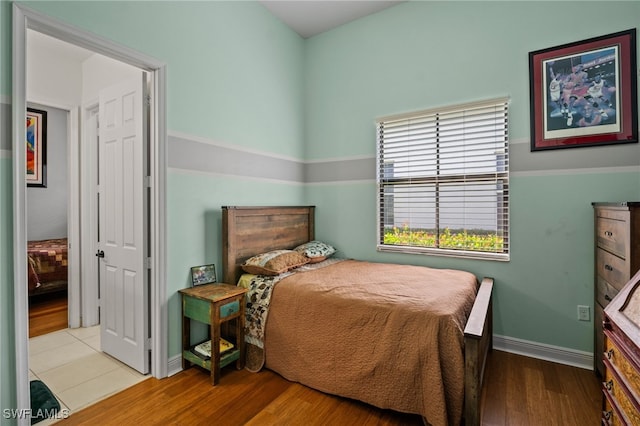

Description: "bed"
27 238 69 296
222 206 493 426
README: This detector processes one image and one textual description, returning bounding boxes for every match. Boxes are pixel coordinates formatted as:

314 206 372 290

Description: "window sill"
377 244 510 262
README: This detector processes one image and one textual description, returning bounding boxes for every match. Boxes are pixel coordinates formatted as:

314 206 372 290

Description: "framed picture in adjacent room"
529 29 637 151
26 108 47 187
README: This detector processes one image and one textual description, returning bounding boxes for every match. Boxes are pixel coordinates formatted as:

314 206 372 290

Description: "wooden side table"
179 283 247 385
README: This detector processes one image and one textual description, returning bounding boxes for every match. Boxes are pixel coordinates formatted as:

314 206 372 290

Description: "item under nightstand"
179 283 247 385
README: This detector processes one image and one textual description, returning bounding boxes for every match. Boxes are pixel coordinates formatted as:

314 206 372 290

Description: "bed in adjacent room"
27 238 69 296
222 206 493 426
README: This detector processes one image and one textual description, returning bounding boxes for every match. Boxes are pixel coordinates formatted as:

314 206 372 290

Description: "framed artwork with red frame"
529 29 637 151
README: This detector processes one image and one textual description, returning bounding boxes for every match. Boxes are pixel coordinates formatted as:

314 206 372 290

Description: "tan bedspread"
264 259 478 426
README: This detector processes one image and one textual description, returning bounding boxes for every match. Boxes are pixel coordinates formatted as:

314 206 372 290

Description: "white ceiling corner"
260 1 406 38
28 30 94 63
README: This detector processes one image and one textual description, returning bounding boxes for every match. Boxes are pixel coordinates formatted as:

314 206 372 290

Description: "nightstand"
179 283 247 385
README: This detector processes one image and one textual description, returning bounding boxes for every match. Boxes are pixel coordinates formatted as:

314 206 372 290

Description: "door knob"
96 250 105 258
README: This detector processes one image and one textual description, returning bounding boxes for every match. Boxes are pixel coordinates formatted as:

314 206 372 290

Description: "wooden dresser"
593 202 640 377
602 268 640 424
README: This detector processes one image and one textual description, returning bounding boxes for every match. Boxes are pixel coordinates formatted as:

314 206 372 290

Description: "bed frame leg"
463 277 493 426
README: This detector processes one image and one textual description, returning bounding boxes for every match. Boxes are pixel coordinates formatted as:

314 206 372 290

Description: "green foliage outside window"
383 225 504 252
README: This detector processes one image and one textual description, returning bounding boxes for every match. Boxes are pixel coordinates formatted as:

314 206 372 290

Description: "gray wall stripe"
168 134 304 183
170 133 640 183
305 157 375 183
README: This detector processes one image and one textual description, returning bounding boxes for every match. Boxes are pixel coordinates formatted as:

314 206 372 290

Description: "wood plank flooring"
57 349 602 425
28 291 68 338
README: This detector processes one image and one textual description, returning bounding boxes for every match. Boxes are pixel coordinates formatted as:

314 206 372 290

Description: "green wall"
303 1 640 157
303 1 640 352
22 0 306 158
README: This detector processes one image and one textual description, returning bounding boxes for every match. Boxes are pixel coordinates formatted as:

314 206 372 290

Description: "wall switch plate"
578 305 590 321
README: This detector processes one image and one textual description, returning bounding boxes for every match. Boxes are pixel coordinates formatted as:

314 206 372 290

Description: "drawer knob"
605 294 612 302
604 380 613 392
605 348 614 359
603 410 612 421
604 231 613 237
604 264 613 271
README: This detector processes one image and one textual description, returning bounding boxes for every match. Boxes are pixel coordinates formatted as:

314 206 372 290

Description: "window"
376 97 509 261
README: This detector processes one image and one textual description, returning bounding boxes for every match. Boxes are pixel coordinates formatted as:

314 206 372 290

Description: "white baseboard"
493 334 593 370
167 354 183 377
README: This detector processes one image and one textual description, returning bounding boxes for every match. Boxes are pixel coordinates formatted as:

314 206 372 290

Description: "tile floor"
29 326 149 424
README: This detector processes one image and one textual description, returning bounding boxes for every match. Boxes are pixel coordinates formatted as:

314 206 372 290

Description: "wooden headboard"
222 206 315 285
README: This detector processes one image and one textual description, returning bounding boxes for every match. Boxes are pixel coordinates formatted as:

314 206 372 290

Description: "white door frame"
12 4 168 422
81 102 100 326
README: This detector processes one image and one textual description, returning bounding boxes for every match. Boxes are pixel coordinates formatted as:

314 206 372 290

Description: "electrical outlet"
578 305 590 321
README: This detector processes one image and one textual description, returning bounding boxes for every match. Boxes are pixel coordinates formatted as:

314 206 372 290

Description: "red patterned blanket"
28 238 68 295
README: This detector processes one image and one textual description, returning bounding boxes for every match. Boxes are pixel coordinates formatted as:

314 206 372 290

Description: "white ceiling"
28 30 94 64
259 0 405 38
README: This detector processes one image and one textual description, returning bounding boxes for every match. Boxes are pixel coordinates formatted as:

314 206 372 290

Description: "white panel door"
98 74 149 374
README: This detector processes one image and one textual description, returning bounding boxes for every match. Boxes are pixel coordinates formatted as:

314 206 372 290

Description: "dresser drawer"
183 296 212 324
602 396 623 426
605 336 640 404
597 216 629 259
604 369 640 426
597 276 621 308
597 249 629 290
219 300 240 319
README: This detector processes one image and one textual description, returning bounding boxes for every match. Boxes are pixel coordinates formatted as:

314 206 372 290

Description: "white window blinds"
376 97 509 260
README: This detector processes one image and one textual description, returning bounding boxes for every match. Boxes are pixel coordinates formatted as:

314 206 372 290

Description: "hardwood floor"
480 351 601 426
57 349 601 425
29 291 68 338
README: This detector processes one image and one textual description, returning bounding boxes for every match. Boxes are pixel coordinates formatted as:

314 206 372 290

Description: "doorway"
25 35 147 356
13 4 168 422
24 101 71 337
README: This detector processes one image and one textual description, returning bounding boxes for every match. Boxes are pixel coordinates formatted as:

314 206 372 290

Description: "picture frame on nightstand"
190 264 217 286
